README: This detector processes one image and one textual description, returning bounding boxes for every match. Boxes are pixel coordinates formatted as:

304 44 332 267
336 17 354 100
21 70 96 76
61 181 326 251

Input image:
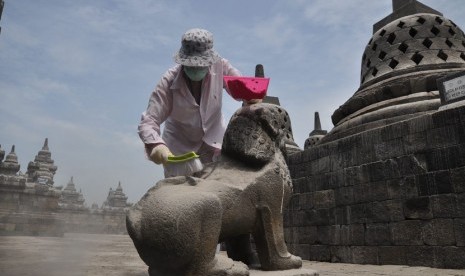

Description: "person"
138 28 259 177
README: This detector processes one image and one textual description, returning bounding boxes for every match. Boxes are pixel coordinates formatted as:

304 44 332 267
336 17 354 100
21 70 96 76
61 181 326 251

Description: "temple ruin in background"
0 139 131 236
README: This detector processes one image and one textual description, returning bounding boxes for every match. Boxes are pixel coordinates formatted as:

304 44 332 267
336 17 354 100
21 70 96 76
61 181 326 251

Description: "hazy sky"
1 0 464 205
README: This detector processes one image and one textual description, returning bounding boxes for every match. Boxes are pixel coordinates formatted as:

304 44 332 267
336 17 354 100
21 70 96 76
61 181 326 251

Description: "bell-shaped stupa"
26 138 58 185
329 0 465 141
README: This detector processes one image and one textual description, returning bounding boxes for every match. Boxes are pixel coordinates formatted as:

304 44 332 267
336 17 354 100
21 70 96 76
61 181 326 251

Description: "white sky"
1 0 464 205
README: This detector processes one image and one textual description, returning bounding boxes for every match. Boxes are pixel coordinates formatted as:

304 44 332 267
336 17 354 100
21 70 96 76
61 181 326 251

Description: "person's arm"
138 72 174 158
221 58 262 105
222 58 241 77
221 58 241 98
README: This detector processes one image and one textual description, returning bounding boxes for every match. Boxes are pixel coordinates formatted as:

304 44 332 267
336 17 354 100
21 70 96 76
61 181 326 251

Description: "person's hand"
243 98 263 105
149 144 172 165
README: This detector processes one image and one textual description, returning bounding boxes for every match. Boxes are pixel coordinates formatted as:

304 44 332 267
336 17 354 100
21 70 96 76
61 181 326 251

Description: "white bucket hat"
174 28 221 67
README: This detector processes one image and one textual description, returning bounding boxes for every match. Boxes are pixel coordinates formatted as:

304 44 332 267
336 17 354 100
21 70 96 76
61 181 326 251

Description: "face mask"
183 66 209 81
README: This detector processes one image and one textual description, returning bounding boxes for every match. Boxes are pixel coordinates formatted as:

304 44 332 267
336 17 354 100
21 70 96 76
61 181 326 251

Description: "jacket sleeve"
138 71 174 151
221 58 241 97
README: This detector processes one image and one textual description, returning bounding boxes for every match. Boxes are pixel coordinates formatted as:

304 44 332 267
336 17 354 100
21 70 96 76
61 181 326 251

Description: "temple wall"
0 186 128 236
58 209 128 234
284 105 465 268
0 188 64 236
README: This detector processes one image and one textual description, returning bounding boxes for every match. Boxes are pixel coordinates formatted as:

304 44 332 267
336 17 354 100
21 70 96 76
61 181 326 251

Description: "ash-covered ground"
1 233 465 276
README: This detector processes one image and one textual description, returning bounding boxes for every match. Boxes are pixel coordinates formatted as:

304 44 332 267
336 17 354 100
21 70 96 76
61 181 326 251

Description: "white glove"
149 144 172 165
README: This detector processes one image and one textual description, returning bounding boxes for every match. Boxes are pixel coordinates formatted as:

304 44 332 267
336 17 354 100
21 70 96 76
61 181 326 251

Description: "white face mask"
183 66 209 81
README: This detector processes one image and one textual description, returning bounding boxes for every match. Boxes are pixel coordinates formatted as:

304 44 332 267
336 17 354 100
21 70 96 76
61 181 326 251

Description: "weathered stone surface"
285 0 465 270
365 223 391 245
436 246 465 269
312 190 335 209
335 186 354 206
378 246 407 265
390 220 424 245
296 226 318 244
404 196 433 219
454 218 465 246
367 200 404 222
352 246 379 265
386 177 418 199
339 224 365 246
451 167 465 193
455 193 465 217
127 104 302 276
431 194 457 218
316 225 340 245
329 246 352 263
348 203 367 224
407 246 437 267
308 245 331 262
304 209 330 226
287 106 465 268
422 219 455 246
425 145 465 171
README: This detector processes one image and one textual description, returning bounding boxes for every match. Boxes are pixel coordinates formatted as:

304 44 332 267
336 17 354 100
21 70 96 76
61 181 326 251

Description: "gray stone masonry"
285 104 465 269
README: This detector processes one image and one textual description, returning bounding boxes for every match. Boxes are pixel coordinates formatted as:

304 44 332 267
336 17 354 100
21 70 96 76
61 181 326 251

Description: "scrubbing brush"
165 151 204 177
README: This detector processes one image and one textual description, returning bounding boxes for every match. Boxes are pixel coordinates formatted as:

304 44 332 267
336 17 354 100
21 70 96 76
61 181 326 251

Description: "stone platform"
0 233 464 276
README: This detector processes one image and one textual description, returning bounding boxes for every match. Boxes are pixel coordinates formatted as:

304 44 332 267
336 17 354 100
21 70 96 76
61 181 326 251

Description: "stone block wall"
0 186 128 236
0 187 64 236
284 105 465 268
58 209 128 234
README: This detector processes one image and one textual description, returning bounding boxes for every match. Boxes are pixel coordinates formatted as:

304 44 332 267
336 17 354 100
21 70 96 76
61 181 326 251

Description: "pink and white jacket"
138 58 241 156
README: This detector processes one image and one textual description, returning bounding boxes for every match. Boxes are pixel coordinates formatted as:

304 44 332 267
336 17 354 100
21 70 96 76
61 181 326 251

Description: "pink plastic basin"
223 76 270 101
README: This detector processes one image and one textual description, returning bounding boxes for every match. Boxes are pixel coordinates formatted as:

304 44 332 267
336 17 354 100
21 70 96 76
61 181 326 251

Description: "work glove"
149 144 172 165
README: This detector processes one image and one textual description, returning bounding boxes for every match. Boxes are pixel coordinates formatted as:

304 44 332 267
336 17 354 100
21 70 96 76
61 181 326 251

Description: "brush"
165 151 204 177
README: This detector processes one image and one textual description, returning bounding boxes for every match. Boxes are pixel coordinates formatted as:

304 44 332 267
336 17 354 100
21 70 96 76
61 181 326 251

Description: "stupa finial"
42 138 49 151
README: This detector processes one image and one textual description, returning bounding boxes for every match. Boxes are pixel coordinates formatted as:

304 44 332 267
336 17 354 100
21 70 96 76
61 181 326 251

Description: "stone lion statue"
126 103 302 276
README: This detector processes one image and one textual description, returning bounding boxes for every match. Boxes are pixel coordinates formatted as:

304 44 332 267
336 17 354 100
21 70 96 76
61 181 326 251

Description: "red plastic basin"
223 76 270 101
